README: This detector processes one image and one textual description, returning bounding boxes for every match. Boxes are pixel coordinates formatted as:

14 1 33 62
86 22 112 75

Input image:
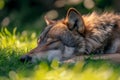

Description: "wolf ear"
44 16 55 25
65 8 85 34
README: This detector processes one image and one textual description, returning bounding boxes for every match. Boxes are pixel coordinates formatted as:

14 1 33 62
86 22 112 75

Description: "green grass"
0 28 120 80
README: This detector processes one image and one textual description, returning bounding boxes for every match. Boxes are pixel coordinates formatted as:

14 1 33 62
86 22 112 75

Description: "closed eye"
46 39 59 45
45 40 61 50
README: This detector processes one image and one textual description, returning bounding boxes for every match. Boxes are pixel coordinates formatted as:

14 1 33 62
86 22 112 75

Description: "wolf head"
20 8 85 63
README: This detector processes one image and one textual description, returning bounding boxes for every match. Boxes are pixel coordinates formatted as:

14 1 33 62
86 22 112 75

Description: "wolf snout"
20 55 32 62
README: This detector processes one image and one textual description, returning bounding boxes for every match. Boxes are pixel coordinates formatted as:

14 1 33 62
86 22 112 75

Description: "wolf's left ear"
44 16 55 25
65 8 85 34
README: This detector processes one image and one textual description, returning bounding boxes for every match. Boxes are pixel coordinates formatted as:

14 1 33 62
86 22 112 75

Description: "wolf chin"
20 8 120 63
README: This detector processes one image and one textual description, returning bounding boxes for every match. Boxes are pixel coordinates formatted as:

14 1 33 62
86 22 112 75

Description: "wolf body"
20 8 120 63
81 12 120 54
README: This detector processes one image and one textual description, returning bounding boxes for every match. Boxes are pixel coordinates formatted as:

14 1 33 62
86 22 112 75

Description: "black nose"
20 55 32 63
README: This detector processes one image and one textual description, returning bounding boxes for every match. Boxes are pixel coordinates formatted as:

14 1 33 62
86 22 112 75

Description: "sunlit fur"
20 8 120 62
82 12 120 54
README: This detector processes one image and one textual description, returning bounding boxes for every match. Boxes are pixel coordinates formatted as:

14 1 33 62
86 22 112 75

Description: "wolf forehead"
38 20 82 47
39 21 67 39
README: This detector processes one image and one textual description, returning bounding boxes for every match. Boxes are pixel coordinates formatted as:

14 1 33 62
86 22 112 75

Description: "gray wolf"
20 8 120 63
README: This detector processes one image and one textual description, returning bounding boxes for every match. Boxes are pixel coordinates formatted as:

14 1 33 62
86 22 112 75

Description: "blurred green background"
1 0 120 79
0 0 120 33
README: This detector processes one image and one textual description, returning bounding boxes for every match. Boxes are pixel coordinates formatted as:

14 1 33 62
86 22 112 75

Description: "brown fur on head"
20 8 85 63
42 8 85 47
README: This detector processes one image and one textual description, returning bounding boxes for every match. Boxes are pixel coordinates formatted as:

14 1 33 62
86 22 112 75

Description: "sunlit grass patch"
0 28 36 53
0 28 120 80
1 60 120 80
